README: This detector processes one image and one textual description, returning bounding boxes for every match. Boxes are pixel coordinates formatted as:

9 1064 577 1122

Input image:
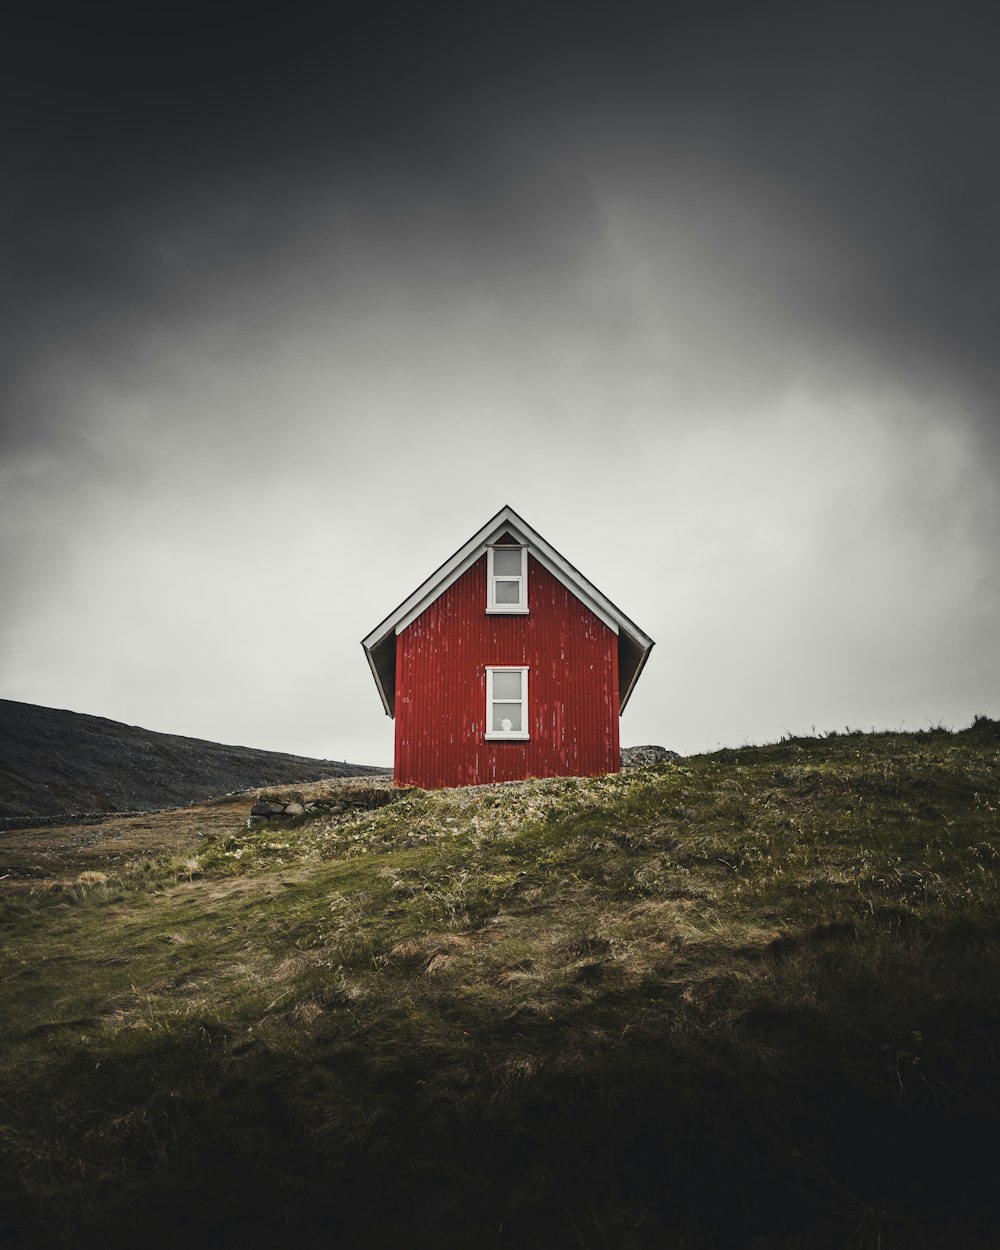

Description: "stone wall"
247 786 408 826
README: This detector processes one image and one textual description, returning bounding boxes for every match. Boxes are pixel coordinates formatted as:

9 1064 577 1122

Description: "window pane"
495 580 521 604
492 671 522 700
493 548 522 576
492 704 522 732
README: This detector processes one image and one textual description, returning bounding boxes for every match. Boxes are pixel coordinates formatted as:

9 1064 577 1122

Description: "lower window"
485 667 529 740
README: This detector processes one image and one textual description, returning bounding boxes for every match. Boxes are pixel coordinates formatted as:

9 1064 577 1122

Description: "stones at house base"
621 745 680 768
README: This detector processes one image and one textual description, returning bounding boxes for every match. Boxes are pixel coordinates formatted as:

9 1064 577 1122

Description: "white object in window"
485 667 529 740
487 545 528 613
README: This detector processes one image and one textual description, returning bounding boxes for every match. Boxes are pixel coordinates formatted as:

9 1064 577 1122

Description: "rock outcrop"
621 745 680 768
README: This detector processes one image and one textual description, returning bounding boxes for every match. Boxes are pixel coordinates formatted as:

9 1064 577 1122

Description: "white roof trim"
361 505 654 718
393 528 619 637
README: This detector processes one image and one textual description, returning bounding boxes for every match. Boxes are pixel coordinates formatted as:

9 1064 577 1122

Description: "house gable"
362 505 654 719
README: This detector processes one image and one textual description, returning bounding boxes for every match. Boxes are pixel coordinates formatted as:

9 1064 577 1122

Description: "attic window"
487 545 528 614
485 667 529 740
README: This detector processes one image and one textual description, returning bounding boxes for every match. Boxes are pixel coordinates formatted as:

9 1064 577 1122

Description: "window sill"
485 732 530 741
486 606 529 615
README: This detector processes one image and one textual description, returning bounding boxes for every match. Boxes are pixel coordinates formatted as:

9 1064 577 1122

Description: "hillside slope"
2 718 999 1248
0 699 386 819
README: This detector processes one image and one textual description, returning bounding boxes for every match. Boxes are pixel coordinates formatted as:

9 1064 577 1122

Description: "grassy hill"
0 699 386 820
2 719 999 1248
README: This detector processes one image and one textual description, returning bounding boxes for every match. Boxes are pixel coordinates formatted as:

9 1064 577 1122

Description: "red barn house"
362 506 654 790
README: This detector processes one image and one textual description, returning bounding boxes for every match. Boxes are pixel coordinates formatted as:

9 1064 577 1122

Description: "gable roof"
362 505 654 719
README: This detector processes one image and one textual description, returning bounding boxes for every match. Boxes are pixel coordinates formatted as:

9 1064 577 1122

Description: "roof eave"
362 633 395 718
619 638 654 714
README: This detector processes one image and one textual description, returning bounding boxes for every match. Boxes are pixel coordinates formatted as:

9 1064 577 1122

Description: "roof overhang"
361 505 654 717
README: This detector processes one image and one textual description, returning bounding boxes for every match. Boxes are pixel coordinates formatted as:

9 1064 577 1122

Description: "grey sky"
2 1 998 764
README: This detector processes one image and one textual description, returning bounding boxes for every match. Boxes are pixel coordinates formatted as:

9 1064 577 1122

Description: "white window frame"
485 666 529 740
486 545 528 614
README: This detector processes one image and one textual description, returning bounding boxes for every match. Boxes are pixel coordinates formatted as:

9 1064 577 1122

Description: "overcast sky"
2 1 998 766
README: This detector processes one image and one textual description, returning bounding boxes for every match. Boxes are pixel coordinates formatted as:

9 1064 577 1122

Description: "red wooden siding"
394 553 620 789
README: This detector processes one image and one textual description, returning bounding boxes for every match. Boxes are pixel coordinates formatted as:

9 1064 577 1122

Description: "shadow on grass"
5 915 1000 1249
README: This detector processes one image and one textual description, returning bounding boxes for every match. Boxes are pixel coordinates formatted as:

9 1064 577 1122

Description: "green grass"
2 719 1000 1247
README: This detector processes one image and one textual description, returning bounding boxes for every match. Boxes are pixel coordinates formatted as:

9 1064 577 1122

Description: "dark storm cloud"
532 1 1000 437
6 2 998 413
666 3 1000 422
2 3 607 451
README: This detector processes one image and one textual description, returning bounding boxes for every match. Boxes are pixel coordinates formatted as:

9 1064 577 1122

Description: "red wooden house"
362 506 654 789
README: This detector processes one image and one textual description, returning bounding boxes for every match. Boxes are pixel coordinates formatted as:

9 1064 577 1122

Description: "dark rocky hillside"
0 699 387 821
